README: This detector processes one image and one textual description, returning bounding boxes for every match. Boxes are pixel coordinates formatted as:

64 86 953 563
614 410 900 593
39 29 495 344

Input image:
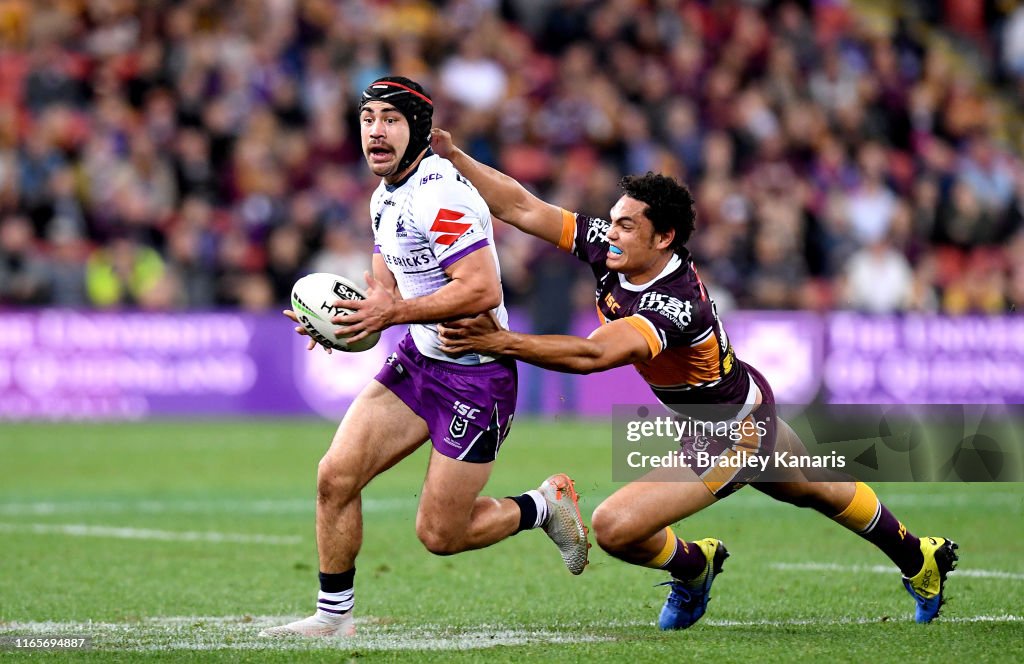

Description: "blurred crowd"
1 0 1023 317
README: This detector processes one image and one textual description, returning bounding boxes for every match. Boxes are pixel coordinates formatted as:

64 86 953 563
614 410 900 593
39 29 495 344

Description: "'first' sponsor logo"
637 292 692 330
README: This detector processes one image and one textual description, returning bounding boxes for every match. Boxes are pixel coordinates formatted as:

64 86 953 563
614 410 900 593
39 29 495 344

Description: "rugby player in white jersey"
263 77 588 639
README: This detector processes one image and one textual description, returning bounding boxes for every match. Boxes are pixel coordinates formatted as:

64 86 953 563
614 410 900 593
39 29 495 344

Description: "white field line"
0 497 413 516
1 614 1021 651
0 522 300 545
0 616 613 651
770 562 1024 581
0 491 1020 517
704 615 1024 627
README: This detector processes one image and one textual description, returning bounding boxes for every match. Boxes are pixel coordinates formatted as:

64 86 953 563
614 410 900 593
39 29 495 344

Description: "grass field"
1 419 1022 662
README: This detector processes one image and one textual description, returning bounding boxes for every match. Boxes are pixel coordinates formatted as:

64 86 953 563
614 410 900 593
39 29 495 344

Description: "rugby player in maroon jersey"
431 128 957 628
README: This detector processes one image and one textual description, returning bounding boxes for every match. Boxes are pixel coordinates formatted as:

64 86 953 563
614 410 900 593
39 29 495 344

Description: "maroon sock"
862 504 924 576
663 539 709 580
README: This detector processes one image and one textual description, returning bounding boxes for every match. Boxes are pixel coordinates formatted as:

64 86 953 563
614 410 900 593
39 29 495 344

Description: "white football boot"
538 473 590 575
259 612 355 638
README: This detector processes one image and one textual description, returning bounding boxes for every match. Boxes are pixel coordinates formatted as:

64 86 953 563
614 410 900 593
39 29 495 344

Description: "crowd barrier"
0 310 1021 420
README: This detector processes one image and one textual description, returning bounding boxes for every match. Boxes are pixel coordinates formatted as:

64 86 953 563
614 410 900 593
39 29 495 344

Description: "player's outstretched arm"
439 315 651 374
430 128 564 246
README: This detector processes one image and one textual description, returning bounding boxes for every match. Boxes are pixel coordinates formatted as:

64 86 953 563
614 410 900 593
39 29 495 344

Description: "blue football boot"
657 538 729 630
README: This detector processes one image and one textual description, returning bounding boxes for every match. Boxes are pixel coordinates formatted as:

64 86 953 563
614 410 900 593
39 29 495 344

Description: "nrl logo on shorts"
448 401 480 439
449 416 469 439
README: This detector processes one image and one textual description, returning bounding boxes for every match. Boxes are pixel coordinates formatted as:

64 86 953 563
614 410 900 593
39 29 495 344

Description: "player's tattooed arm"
430 128 564 246
439 316 651 374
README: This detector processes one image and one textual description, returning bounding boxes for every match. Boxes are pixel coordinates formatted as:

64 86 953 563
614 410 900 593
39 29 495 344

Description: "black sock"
508 494 538 534
319 568 355 593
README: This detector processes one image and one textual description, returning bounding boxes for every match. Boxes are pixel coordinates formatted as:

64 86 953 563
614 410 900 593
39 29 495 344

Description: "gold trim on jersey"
634 333 721 387
623 315 663 358
690 326 714 347
557 208 576 252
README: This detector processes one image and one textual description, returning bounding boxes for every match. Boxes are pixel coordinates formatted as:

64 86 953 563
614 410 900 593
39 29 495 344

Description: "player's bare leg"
593 466 729 630
752 419 958 623
416 451 589 573
416 452 510 553
316 381 428 570
262 380 428 638
592 465 717 563
751 418 854 511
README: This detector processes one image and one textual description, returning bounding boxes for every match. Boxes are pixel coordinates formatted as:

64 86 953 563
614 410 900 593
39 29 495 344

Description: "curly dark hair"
619 172 696 252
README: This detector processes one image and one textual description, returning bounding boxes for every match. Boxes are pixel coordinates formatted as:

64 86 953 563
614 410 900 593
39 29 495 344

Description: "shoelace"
655 580 693 605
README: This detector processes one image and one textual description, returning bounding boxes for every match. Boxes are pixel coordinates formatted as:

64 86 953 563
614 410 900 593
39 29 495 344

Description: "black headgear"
359 76 433 174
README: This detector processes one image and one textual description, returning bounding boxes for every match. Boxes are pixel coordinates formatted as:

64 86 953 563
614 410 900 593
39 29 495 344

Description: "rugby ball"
290 273 381 352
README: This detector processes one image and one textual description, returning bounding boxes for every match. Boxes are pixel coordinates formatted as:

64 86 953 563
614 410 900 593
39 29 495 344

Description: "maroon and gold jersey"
556 209 758 417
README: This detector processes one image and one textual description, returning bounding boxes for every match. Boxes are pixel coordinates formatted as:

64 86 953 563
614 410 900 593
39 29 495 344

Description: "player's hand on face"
438 311 503 355
282 309 332 354
429 128 455 158
330 271 395 343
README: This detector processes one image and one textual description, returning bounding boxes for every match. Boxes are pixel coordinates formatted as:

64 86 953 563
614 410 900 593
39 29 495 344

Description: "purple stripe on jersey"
373 244 381 253
438 238 490 270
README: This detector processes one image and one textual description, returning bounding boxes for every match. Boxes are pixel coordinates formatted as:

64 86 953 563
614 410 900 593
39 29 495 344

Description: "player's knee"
591 504 635 554
415 522 464 556
316 456 359 505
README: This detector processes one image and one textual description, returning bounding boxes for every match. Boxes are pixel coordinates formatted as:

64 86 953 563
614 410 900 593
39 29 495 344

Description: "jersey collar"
384 148 434 192
617 253 683 292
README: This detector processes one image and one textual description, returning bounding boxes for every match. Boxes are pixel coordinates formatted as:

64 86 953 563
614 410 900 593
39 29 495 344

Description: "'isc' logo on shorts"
453 401 480 420
448 401 480 440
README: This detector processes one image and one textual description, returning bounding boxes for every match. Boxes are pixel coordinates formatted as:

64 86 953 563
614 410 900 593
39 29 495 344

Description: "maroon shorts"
677 362 777 498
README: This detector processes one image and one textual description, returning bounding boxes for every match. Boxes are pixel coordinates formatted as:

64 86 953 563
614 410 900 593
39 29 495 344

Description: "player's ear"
655 227 675 251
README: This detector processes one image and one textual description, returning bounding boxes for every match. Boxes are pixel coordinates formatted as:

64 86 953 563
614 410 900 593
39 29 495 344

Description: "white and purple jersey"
371 152 508 365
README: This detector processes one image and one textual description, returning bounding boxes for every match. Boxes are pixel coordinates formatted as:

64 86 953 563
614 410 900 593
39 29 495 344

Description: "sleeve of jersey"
560 209 611 266
419 187 491 270
623 315 665 358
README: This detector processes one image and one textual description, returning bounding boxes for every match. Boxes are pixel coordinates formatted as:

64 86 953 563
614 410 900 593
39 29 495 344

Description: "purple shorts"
678 362 777 498
374 333 518 463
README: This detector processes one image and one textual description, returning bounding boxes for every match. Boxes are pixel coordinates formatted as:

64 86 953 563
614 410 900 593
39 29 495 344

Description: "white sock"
525 489 549 528
314 588 353 624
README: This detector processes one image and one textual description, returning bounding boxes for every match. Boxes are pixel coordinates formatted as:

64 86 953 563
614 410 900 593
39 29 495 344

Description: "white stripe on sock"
860 502 883 535
316 588 354 619
527 489 548 529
